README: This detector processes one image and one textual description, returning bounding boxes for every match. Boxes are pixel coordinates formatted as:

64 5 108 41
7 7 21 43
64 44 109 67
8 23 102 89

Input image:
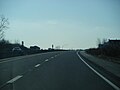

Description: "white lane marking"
0 52 55 64
0 54 43 64
55 55 58 57
7 75 23 83
77 52 120 90
35 64 41 67
51 57 54 59
45 59 49 62
0 58 23 64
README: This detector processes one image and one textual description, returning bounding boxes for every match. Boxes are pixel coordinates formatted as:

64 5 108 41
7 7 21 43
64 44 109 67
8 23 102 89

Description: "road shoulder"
79 51 120 88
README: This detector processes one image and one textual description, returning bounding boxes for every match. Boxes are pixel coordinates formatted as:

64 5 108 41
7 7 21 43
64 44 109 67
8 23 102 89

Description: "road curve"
0 51 119 90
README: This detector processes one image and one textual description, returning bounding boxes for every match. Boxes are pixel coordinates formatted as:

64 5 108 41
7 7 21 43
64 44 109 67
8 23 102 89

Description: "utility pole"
22 41 24 46
52 44 54 49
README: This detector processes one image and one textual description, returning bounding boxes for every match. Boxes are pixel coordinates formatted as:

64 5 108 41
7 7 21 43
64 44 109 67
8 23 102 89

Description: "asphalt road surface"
0 51 119 90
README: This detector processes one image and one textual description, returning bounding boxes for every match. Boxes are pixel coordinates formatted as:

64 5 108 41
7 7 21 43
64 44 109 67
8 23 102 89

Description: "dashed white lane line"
4 54 59 87
77 52 120 90
55 55 58 57
0 54 60 88
35 64 41 68
7 75 23 84
51 57 54 59
45 59 49 62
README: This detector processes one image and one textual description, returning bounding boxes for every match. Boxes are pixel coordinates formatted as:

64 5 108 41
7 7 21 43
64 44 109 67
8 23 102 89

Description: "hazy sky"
0 0 120 49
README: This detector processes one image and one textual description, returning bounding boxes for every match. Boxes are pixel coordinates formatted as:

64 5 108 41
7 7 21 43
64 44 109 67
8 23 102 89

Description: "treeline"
0 39 67 59
0 39 27 59
0 15 68 59
86 39 120 58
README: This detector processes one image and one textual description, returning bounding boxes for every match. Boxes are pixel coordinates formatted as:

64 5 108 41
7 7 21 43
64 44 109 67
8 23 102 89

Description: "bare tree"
97 38 101 46
102 38 107 44
14 39 20 44
55 46 61 49
0 15 9 40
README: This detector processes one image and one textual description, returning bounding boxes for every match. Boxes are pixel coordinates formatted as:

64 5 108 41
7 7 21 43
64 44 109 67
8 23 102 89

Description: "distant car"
12 47 22 52
12 47 23 55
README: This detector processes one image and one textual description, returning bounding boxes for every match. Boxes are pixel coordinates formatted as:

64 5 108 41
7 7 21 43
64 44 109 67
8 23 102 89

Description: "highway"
0 51 119 90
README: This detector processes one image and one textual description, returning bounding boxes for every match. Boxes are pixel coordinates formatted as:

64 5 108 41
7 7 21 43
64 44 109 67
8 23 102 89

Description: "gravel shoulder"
80 51 120 78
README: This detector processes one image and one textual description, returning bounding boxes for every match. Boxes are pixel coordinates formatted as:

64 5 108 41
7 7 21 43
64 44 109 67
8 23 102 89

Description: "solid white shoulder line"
77 52 120 90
